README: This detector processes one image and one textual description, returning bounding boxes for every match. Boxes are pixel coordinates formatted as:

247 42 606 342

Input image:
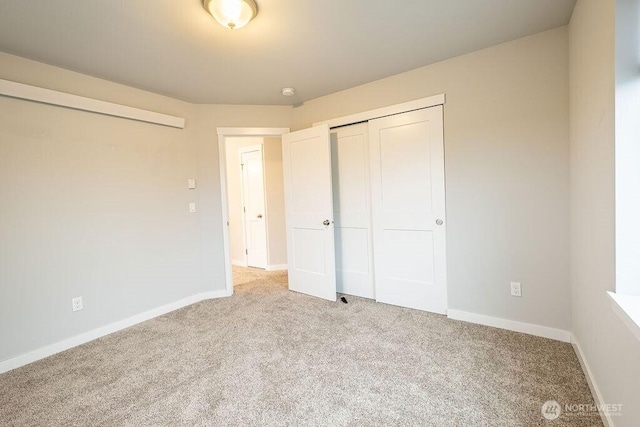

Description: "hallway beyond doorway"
232 265 288 288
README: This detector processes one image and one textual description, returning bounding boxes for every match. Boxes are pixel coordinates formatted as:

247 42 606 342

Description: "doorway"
218 128 290 295
239 144 267 269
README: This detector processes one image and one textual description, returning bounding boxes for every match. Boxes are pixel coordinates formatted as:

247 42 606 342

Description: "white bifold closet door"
369 106 448 314
331 124 375 299
281 105 447 313
282 124 337 301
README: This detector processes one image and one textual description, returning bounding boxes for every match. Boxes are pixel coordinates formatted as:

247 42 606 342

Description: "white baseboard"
447 309 571 342
0 290 229 375
266 264 288 271
231 259 247 267
571 335 614 427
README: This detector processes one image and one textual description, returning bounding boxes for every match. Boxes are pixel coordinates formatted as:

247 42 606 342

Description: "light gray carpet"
1 267 602 426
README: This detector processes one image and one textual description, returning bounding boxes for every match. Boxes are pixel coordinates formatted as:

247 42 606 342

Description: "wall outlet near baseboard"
510 282 522 297
72 297 83 312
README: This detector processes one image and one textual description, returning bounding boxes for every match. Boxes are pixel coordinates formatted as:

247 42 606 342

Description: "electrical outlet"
510 282 522 297
72 297 83 312
189 202 197 213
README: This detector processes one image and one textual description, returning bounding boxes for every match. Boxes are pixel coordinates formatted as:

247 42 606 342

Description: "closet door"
369 106 447 314
331 124 375 299
282 124 337 301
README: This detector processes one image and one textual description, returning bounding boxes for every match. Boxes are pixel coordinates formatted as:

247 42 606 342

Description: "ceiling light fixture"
203 0 258 30
282 88 295 97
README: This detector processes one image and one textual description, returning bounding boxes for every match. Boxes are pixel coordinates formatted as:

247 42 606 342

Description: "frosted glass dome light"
203 0 258 30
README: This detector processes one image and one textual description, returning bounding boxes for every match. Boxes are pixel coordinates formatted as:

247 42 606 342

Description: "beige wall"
293 27 571 332
569 0 640 424
0 52 292 362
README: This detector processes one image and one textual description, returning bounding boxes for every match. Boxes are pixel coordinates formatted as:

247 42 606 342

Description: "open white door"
282 124 337 301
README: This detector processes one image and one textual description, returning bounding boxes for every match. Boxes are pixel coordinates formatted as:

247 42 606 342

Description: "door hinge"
243 206 246 213
245 249 248 255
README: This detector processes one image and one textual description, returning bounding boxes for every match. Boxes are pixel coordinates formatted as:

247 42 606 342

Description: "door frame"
218 127 290 296
238 144 267 269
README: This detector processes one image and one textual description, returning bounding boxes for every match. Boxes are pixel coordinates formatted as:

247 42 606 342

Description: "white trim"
218 136 234 297
266 264 288 271
0 290 228 374
217 128 290 297
232 259 248 267
0 79 185 129
571 335 614 427
447 309 571 342
607 291 640 341
313 94 445 129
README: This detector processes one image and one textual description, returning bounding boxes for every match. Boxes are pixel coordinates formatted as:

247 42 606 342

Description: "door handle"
323 219 331 226
436 219 443 226
257 214 263 219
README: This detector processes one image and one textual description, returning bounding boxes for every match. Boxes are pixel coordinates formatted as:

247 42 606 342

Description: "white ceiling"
0 0 576 105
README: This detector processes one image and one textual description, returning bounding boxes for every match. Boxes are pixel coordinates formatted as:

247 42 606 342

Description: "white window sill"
608 291 640 341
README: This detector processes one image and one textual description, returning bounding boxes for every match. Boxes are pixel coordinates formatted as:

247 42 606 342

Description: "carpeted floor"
0 267 602 426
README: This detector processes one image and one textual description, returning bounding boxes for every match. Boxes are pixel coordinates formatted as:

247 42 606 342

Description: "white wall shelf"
0 79 185 129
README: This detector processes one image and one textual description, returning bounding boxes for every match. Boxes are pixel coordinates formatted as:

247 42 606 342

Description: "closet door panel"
369 106 447 314
331 123 375 299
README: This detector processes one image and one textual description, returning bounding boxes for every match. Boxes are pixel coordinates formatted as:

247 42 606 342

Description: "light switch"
189 202 197 213
188 178 196 189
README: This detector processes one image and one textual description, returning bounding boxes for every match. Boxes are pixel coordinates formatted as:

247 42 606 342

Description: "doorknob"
323 219 331 226
436 219 443 226
257 214 263 218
